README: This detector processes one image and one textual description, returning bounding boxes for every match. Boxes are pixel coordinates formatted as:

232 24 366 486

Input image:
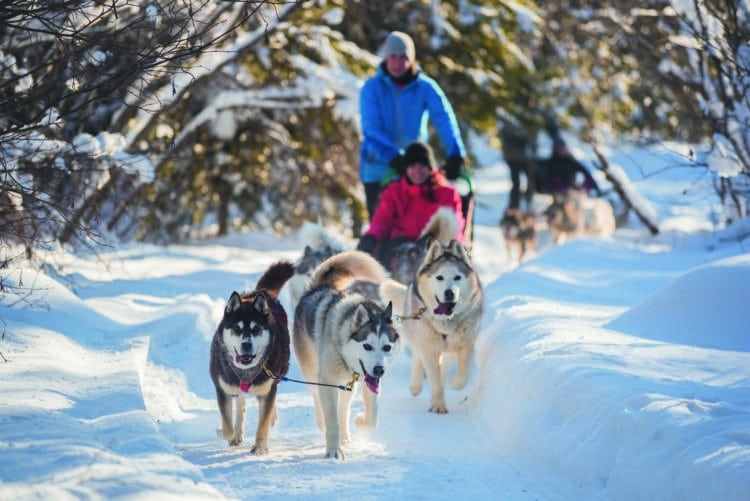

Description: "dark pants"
507 158 537 209
364 182 382 222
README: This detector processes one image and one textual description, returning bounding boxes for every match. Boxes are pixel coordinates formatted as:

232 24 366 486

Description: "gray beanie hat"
380 31 416 63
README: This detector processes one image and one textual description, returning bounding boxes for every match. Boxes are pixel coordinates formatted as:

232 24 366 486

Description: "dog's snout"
373 365 385 377
241 340 253 352
444 289 455 301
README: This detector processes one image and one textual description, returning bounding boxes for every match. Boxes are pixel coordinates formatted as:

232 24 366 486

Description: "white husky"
293 251 401 459
381 236 483 414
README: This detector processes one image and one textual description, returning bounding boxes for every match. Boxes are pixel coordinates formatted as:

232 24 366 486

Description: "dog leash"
262 363 358 392
394 306 426 322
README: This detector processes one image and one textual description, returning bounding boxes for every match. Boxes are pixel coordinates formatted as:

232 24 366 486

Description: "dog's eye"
363 343 373 351
436 275 444 281
232 325 242 334
383 345 391 352
454 275 461 281
250 324 264 336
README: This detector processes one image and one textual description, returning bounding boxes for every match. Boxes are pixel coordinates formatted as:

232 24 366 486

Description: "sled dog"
545 191 615 244
287 222 346 310
380 239 483 414
293 250 400 459
500 208 537 263
209 261 295 455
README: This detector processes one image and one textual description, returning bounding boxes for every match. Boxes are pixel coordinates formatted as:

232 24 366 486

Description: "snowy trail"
156 353 554 500
126 161 559 499
5 149 748 500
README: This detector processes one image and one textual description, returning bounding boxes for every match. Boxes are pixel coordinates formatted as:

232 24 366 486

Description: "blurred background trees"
1 0 748 262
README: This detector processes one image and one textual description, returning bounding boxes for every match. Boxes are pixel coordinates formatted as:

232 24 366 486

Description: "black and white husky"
209 261 295 455
293 250 401 459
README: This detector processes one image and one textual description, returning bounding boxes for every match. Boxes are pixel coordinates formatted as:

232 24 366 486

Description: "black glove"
443 155 464 180
357 234 377 255
389 154 407 176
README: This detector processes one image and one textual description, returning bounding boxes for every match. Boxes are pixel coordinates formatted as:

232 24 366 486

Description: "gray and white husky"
380 239 483 414
209 261 295 455
293 250 401 459
287 222 346 310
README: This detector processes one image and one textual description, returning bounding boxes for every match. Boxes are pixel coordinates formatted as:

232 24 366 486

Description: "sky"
1 137 749 500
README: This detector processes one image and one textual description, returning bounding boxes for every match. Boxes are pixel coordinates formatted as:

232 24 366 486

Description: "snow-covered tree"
1 0 748 265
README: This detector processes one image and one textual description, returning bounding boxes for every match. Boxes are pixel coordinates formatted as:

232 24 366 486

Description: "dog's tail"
308 250 388 291
255 261 296 299
419 206 459 245
379 278 408 316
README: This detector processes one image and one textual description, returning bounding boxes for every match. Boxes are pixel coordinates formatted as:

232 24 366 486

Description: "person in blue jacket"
359 30 466 221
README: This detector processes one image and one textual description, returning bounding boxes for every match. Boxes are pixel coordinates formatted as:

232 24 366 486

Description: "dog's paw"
251 443 269 455
229 434 244 446
325 447 346 460
354 412 376 431
428 403 449 414
409 381 423 396
450 373 469 390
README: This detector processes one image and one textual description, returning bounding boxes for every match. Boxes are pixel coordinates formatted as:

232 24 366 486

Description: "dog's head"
544 196 580 232
343 301 400 395
296 245 338 275
502 209 536 240
388 237 429 285
417 240 475 317
220 291 274 370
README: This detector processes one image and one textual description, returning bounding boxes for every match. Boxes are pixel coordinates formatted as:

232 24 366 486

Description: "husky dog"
500 208 537 263
209 261 295 455
288 245 339 308
293 251 400 459
287 222 346 310
545 191 615 244
388 240 426 285
380 239 483 414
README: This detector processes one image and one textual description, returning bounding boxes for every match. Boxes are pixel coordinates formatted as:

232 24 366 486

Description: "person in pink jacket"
357 141 465 265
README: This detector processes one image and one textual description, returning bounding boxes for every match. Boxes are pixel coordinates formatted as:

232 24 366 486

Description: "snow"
2 144 749 500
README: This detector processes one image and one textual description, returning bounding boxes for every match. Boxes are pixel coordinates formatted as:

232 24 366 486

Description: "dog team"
208 176 617 461
501 189 616 264
209 208 485 459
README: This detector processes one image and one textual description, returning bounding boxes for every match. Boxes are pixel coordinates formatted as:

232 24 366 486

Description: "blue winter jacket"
359 64 466 183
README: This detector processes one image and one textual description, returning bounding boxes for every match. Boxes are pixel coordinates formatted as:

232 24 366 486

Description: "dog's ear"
351 303 370 332
425 239 443 262
252 293 270 316
225 291 242 314
448 239 469 260
383 301 393 320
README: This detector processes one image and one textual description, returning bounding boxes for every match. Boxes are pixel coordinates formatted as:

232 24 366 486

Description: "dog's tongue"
235 353 253 365
364 374 380 394
434 301 456 316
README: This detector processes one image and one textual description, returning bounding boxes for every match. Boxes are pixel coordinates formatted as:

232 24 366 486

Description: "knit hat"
380 31 416 63
403 141 435 168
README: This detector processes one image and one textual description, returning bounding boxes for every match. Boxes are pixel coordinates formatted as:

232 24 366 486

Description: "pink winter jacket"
364 169 465 243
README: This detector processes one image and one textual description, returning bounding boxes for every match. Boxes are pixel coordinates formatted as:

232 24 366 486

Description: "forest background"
1 0 748 266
